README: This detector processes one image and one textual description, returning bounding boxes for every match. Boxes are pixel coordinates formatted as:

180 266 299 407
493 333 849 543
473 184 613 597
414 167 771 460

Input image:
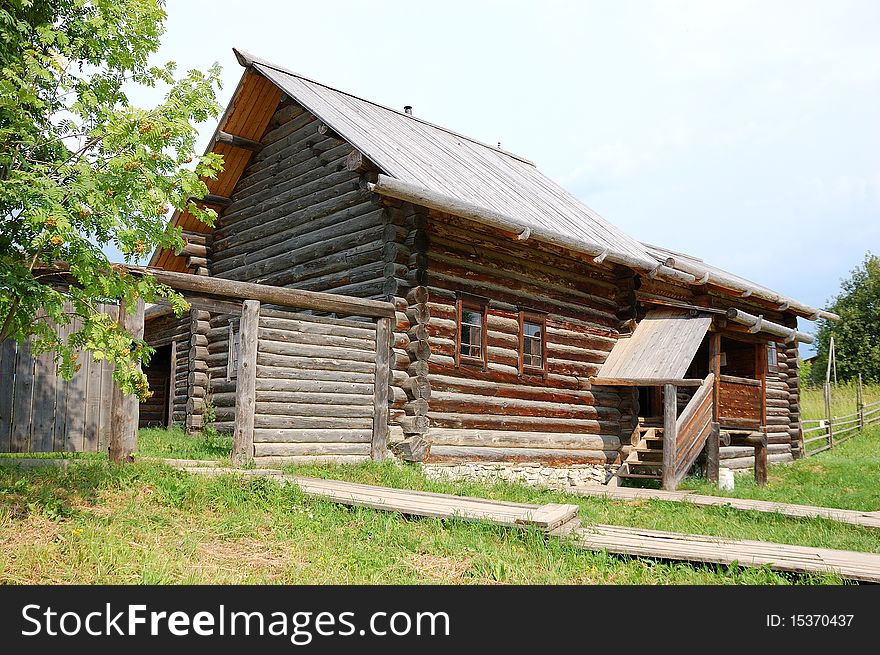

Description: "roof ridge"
233 48 537 167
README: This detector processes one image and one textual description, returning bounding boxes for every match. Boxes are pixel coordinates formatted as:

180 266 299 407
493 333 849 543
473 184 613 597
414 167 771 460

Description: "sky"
132 0 880 352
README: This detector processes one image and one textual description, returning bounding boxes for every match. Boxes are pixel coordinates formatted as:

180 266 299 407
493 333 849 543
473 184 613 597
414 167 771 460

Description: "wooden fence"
0 303 117 453
803 379 880 456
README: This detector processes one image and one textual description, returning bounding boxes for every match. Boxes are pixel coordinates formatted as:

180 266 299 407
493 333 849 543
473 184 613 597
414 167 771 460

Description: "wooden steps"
616 425 664 481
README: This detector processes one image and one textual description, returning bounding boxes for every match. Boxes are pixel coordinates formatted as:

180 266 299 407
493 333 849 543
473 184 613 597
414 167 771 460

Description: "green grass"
137 425 232 462
801 381 880 421
2 427 880 584
680 426 880 512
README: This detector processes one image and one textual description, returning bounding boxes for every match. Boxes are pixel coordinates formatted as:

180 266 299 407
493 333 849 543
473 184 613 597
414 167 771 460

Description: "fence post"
232 299 260 467
858 373 864 431
109 298 144 463
824 382 834 449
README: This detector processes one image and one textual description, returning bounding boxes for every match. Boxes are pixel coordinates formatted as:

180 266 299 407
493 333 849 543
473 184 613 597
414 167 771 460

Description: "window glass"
460 309 483 359
522 320 543 369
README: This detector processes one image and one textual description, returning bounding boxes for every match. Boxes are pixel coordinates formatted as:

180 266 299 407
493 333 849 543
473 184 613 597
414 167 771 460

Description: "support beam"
726 308 815 344
188 194 231 208
215 130 264 152
120 265 396 319
662 384 677 491
590 377 704 387
371 317 392 461
232 300 260 467
109 298 144 463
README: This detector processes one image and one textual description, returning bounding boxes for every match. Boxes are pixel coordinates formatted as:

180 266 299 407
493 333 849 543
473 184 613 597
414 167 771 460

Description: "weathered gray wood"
254 414 374 430
372 316 392 460
167 340 177 428
429 429 620 451
109 299 144 463
254 442 371 457
253 428 372 443
10 338 33 452
662 384 677 491
127 266 395 319
706 422 720 484
232 300 260 466
725 308 814 344
590 377 704 387
427 445 617 464
0 339 16 451
215 130 264 152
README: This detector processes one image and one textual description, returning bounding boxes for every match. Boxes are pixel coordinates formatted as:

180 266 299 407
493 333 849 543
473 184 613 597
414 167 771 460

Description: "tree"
0 0 223 401
811 253 880 384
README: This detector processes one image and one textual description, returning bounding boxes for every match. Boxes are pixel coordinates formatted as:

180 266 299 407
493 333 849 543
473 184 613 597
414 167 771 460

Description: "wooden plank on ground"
559 524 880 583
173 463 880 582
566 485 880 529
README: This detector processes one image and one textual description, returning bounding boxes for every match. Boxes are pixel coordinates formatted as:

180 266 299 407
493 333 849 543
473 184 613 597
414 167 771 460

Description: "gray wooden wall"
0 303 116 453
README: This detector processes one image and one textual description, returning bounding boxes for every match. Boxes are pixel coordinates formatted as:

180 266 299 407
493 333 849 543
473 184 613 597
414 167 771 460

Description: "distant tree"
0 0 223 400
811 253 880 384
799 357 813 388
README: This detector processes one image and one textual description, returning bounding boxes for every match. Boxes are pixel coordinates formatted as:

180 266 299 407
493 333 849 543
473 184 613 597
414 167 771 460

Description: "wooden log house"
142 49 838 487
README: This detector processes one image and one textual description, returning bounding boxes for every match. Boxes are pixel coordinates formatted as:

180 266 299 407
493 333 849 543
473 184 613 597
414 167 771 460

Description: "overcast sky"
135 1 880 349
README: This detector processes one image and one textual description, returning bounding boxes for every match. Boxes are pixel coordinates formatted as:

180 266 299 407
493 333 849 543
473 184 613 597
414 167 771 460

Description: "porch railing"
663 373 717 490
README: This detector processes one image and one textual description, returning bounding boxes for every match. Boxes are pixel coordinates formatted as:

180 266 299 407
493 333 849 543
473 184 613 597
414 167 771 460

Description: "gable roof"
237 50 656 269
150 49 835 322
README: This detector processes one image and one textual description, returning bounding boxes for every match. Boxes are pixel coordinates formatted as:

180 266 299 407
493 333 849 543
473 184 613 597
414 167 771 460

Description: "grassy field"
801 381 880 421
1 426 879 584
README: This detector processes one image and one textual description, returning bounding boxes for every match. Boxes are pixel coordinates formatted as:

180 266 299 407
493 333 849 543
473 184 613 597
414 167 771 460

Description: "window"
519 310 547 373
226 319 240 380
455 294 487 369
767 341 778 373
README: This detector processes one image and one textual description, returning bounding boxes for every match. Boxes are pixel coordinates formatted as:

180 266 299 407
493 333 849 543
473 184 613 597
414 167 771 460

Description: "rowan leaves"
0 0 223 400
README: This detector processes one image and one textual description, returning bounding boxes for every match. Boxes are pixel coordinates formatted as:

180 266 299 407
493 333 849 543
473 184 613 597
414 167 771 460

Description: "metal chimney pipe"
404 105 412 115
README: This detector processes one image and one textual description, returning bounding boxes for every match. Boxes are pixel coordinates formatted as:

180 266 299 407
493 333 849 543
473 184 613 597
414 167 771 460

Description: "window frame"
766 341 779 374
455 293 488 370
518 309 548 375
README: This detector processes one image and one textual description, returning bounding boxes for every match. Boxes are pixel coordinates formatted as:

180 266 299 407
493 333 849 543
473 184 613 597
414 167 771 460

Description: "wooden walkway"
176 463 880 583
558 524 880 583
568 485 880 529
185 466 579 531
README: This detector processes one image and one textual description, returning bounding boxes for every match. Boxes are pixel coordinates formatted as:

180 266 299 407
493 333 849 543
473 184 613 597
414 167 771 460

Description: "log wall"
210 101 391 299
419 213 630 465
250 309 378 466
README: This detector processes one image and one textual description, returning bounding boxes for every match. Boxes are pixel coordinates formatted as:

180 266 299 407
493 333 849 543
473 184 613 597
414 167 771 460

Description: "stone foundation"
422 462 612 488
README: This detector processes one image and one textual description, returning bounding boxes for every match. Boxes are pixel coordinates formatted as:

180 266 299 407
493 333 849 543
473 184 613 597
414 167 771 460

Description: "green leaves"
0 0 223 401
812 253 880 384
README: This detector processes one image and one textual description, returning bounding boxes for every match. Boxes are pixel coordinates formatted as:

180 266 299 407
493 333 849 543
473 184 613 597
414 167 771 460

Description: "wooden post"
709 332 721 421
232 300 259 467
706 422 720 484
754 432 768 487
371 316 392 461
662 383 677 491
109 298 144 463
167 340 177 429
858 373 864 431
824 381 834 448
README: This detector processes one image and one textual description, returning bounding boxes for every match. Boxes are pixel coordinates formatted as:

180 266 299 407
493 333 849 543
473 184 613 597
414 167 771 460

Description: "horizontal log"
426 445 618 465
255 365 374 384
253 428 372 443
255 390 373 406
255 455 371 466
259 340 376 363
255 378 374 395
253 443 370 457
726 308 815 344
259 328 376 353
427 412 617 434
590 377 704 387
253 415 373 430
429 429 620 451
428 390 618 420
257 351 375 374
255 401 373 418
259 315 375 339
124 266 396 319
215 130 264 152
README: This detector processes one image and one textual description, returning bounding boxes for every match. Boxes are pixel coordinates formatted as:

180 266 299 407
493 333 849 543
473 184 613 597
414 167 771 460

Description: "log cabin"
142 49 838 488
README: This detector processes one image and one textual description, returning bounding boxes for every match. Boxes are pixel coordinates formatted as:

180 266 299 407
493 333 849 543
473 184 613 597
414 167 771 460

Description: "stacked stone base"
422 462 612 488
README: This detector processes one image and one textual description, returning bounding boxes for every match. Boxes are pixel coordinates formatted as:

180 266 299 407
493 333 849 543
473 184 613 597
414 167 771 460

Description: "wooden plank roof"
241 50 655 269
595 309 712 383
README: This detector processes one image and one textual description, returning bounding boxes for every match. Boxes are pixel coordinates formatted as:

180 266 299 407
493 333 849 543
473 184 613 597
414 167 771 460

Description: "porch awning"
592 309 712 386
